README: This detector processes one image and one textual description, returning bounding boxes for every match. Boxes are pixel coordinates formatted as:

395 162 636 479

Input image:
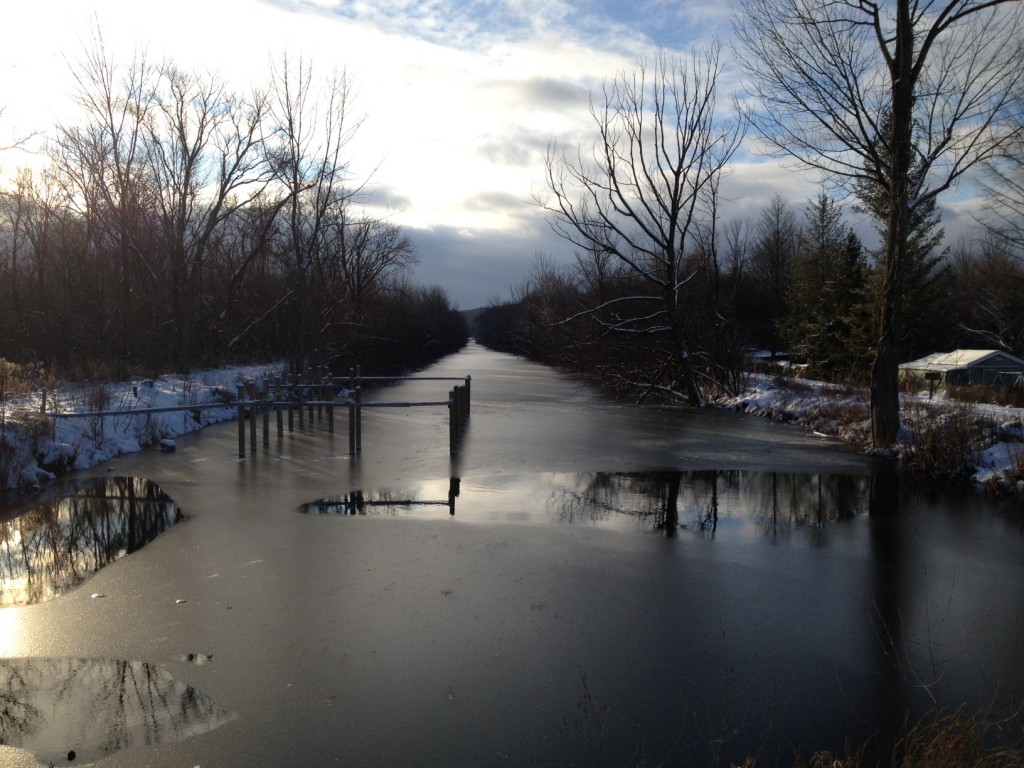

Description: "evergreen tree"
744 194 797 353
825 231 874 377
784 192 871 379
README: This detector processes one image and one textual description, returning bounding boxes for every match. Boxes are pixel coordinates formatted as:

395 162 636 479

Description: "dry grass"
891 707 1023 768
899 402 989 482
785 706 1024 768
989 448 1024 497
949 384 1024 409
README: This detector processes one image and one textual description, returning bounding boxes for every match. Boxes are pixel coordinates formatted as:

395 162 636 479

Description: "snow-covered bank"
3 366 1022 499
717 374 1024 496
1 364 283 491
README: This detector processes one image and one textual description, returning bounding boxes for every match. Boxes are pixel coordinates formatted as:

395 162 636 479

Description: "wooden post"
449 388 457 454
355 386 362 451
262 398 270 448
305 369 314 423
448 476 459 516
275 376 284 438
40 388 47 414
237 385 246 458
316 366 324 420
249 395 257 454
288 375 295 433
348 393 356 456
459 384 468 430
464 375 471 416
298 380 305 428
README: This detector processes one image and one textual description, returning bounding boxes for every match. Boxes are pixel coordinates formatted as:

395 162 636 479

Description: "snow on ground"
1 364 285 491
717 373 1024 496
2 365 1023 498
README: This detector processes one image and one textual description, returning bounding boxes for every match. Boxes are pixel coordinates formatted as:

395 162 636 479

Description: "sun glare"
0 605 23 656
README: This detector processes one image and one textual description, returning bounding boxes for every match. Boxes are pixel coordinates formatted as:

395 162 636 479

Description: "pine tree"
784 192 871 379
744 194 797 354
824 231 873 377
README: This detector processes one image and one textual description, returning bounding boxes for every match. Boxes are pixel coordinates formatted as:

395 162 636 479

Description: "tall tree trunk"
870 0 914 450
668 289 704 406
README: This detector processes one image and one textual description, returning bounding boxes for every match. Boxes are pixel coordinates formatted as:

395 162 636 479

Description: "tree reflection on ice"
545 470 869 537
0 657 236 766
297 470 870 538
0 477 184 606
299 477 461 516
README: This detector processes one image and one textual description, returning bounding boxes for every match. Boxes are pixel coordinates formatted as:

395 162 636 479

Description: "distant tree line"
476 186 1024 396
0 32 467 380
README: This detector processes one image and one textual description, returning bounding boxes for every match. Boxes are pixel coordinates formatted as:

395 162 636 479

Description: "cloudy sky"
0 0 983 308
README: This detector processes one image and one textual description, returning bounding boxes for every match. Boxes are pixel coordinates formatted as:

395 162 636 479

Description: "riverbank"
715 373 1024 496
1 364 279 492
3 359 1023 498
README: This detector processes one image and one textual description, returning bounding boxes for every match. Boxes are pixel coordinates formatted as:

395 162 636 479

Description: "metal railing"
44 368 472 459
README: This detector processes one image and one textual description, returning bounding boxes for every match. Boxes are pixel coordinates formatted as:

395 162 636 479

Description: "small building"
899 349 1024 390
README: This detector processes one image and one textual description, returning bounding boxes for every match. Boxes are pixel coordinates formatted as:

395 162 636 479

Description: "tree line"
476 1 1024 451
0 31 467 380
476 188 1023 384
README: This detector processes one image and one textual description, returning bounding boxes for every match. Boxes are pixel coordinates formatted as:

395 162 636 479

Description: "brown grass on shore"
786 706 1024 768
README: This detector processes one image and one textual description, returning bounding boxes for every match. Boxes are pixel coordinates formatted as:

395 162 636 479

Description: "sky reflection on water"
297 469 871 540
0 657 235 766
0 477 183 606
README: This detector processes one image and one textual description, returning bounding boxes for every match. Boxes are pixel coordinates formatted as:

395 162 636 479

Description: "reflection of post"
448 477 460 516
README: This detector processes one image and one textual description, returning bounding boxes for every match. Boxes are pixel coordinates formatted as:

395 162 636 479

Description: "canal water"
0 342 1021 767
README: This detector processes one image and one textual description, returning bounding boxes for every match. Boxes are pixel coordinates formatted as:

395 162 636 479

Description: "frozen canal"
1 343 1022 766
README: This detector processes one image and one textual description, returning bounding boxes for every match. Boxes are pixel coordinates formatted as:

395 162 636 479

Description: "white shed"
899 349 1024 389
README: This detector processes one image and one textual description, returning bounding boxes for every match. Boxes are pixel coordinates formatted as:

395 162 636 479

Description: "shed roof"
900 349 1024 372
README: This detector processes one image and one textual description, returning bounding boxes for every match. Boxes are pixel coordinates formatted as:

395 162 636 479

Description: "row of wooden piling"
235 370 471 459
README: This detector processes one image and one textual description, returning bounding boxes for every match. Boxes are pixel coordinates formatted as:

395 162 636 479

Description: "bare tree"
0 106 42 154
309 212 417 363
948 234 1024 352
537 44 743 405
265 54 362 372
145 64 270 366
735 0 1024 448
49 26 160 365
980 81 1024 255
328 217 415 316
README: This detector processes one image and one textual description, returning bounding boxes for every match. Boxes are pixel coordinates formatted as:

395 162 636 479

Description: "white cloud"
0 0 995 308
